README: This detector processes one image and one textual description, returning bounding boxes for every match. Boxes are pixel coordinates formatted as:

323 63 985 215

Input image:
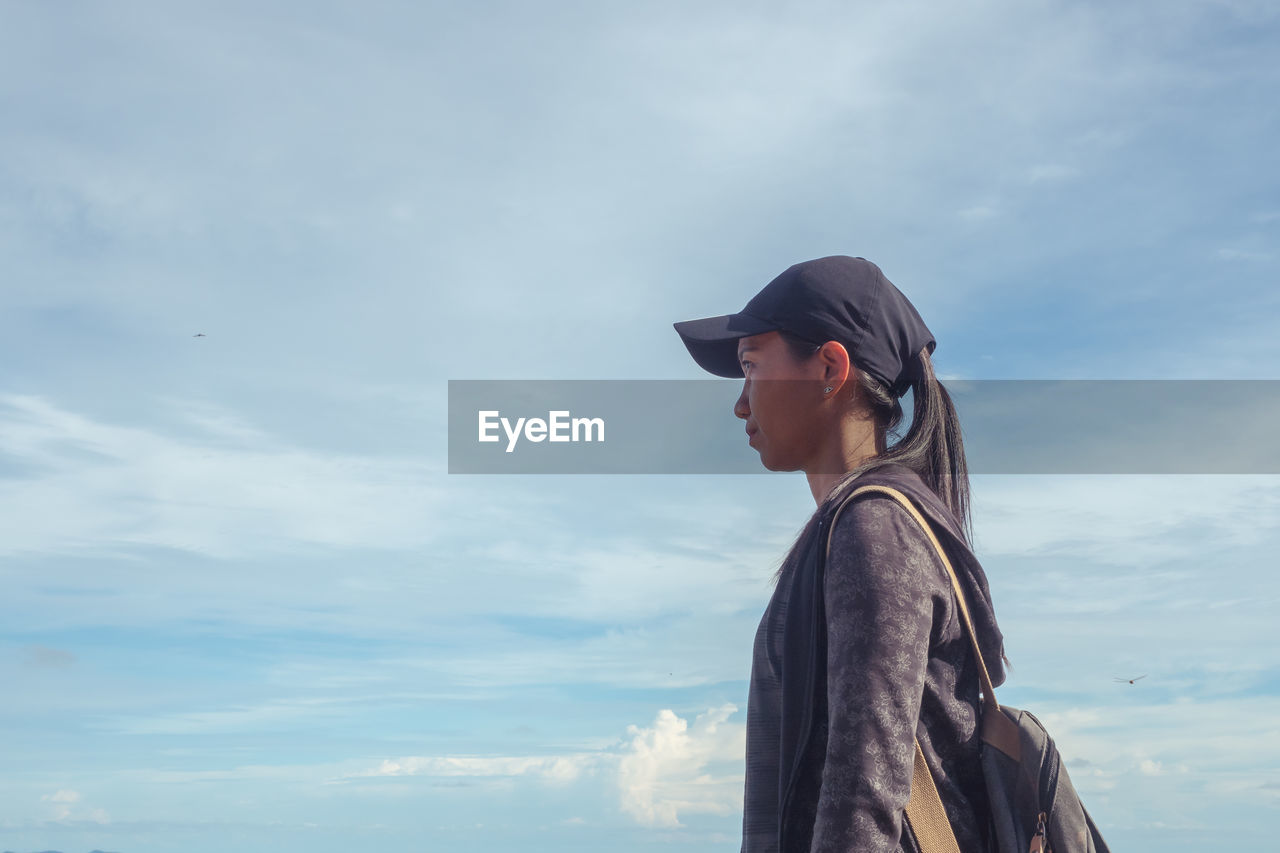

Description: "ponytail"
873 348 972 544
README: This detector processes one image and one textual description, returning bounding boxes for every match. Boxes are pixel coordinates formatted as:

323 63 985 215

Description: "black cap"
672 255 936 397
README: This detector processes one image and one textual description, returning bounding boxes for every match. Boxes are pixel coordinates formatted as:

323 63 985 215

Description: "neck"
805 415 881 505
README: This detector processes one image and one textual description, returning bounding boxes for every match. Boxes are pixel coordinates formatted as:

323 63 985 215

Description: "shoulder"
827 490 927 551
825 493 949 591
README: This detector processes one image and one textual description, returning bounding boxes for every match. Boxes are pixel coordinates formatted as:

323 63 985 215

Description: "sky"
1 1 1278 851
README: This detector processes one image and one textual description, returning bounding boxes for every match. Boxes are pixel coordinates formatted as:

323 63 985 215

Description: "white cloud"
617 704 744 828
966 476 1280 703
958 204 1000 222
338 704 746 828
39 788 108 824
0 393 442 558
104 696 357 736
1032 694 1280 812
1216 248 1272 262
1025 163 1080 184
21 645 76 668
970 475 1280 568
43 788 80 803
362 754 593 785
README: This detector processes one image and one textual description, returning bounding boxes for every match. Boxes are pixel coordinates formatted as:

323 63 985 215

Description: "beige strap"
906 739 962 853
824 483 1021 853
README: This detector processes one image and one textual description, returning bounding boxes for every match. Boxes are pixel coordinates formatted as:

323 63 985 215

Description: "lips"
746 426 758 443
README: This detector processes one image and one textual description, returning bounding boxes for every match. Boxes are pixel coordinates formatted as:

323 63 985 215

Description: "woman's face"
734 331 829 472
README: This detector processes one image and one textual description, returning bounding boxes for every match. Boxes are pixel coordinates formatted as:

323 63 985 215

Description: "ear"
816 341 853 392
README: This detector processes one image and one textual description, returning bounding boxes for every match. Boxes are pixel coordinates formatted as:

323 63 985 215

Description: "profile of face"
734 331 844 472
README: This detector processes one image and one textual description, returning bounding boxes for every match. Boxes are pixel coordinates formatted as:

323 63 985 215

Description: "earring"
823 386 833 394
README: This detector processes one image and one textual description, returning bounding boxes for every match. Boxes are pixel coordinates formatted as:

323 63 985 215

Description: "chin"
756 450 798 473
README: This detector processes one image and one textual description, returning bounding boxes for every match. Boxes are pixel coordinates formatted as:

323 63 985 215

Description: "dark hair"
778 329 973 546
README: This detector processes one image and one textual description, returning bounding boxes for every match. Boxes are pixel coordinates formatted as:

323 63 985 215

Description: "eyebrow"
737 345 759 358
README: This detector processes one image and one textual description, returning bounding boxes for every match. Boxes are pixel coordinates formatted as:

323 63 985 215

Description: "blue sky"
2 1 1278 851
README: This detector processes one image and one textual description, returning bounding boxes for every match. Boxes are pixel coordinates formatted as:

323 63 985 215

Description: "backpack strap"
906 738 964 853
825 484 1022 853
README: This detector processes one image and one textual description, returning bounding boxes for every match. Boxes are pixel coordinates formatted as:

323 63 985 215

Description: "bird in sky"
1113 675 1147 684
193 333 206 337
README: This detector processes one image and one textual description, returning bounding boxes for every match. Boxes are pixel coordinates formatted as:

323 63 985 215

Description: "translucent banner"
447 380 1280 474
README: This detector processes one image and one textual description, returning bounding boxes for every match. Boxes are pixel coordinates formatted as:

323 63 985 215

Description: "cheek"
754 382 811 438
762 384 814 438
749 383 779 427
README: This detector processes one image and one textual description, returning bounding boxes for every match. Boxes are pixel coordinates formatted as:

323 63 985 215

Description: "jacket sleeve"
809 496 945 853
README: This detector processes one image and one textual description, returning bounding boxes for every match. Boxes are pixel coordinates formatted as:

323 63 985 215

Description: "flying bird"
193 333 206 337
1113 675 1147 684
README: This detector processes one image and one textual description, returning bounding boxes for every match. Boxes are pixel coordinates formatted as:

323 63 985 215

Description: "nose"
733 380 750 420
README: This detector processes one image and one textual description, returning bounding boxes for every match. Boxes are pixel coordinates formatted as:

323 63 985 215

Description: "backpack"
830 485 1112 853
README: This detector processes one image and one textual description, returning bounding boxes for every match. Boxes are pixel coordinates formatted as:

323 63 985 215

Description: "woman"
673 256 1007 853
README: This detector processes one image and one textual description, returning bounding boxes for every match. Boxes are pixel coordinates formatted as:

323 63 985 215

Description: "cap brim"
673 312 778 378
